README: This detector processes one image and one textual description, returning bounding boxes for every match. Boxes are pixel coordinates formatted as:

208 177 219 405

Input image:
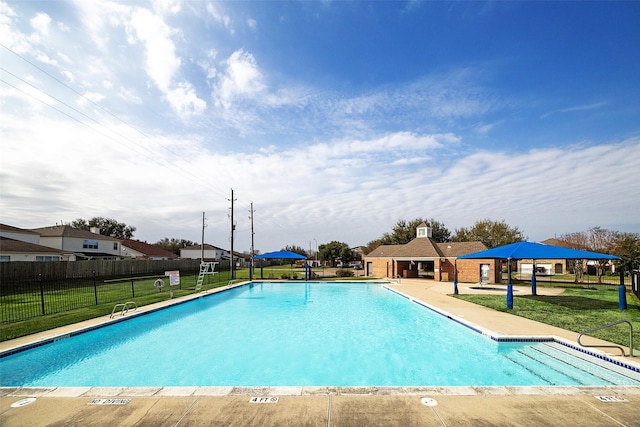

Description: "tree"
71 217 136 239
363 239 383 255
155 238 196 255
281 245 308 257
611 232 640 272
318 241 351 267
378 218 452 245
560 227 639 282
453 219 526 248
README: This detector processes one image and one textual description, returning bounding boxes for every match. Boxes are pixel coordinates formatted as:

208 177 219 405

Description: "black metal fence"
0 259 235 323
1 272 170 323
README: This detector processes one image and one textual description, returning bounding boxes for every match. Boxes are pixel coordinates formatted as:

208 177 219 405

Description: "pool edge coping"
382 284 640 376
2 280 639 395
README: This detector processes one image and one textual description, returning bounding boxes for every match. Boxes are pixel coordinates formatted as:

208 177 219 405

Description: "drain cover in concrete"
420 397 438 406
11 398 36 408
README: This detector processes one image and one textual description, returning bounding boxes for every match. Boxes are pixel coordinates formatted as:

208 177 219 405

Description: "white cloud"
126 7 180 91
118 86 142 104
215 49 265 108
0 2 30 53
152 0 182 15
206 2 232 32
30 12 51 36
165 81 207 116
57 21 70 32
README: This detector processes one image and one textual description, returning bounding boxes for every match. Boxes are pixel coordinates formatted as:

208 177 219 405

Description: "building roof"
436 241 488 257
182 243 226 251
0 236 65 254
32 225 119 241
120 239 177 258
0 223 40 235
366 238 487 259
366 244 405 257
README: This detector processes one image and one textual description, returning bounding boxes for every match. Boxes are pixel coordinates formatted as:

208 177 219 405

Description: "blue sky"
1 1 639 253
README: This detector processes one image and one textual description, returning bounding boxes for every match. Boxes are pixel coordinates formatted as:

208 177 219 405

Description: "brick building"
363 223 499 283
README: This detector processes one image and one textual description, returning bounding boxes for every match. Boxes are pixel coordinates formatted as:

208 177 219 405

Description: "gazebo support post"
619 265 627 310
453 260 458 295
531 260 537 296
506 259 514 309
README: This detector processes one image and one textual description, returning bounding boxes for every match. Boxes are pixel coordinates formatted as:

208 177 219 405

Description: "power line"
0 77 230 201
0 44 231 200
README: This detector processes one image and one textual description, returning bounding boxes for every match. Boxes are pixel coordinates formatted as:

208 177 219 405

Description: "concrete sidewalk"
1 279 639 426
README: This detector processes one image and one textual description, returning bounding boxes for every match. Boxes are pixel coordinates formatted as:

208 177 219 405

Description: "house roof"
0 223 40 235
32 225 119 241
119 239 177 258
366 238 487 259
0 236 65 254
182 243 226 251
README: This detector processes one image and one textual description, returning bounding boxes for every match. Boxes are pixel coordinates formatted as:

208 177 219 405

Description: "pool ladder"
110 302 137 318
578 320 634 356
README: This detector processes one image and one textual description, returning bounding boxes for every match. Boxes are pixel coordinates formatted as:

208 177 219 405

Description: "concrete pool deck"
1 279 639 426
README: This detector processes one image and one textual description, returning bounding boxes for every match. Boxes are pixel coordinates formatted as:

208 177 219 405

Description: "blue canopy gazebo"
455 241 620 309
253 251 307 280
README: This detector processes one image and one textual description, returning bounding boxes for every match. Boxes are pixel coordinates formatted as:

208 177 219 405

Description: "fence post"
131 265 135 298
39 273 45 316
93 271 98 305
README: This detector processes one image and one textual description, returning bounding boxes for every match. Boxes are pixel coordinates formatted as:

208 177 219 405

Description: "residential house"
180 244 250 267
0 224 76 261
363 223 496 283
180 244 228 262
31 225 123 260
0 223 40 244
0 236 71 262
119 239 178 260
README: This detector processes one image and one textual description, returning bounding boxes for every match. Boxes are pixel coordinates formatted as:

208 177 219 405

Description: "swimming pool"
1 282 639 387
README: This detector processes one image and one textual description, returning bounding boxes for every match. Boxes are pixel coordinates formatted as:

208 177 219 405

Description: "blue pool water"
1 282 639 387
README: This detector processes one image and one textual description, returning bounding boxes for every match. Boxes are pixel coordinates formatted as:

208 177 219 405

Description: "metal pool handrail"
578 320 634 357
110 301 138 318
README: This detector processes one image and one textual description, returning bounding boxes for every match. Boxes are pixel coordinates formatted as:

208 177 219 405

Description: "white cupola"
416 222 432 238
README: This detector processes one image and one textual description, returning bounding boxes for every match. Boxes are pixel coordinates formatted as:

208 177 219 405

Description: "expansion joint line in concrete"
327 394 333 427
173 396 201 427
431 405 448 427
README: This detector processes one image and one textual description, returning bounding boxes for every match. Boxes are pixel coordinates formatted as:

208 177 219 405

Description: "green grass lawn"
456 284 640 352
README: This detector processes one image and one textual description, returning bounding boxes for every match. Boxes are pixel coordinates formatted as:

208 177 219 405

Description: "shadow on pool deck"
1 279 639 426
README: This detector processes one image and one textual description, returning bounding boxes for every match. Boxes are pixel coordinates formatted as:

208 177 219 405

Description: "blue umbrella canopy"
254 250 306 260
457 241 619 260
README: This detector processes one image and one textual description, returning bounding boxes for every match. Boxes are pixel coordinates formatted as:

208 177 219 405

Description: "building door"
480 264 490 283
366 262 372 277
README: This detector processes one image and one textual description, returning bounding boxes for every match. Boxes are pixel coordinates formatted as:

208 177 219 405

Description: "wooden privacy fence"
0 259 222 280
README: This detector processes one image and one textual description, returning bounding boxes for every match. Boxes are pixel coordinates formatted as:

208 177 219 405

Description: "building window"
113 242 118 251
0 255 10 262
83 239 98 249
36 256 60 261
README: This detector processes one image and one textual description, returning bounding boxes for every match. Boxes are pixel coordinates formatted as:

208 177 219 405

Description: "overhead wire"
1 45 296 243
0 44 231 200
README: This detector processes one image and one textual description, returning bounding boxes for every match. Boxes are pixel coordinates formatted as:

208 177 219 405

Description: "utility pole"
249 202 255 280
229 189 237 279
201 211 206 263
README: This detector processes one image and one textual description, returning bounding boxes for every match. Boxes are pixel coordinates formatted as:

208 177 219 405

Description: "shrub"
335 268 354 277
280 273 290 279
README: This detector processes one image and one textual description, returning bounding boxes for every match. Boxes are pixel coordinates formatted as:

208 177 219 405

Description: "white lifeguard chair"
195 262 218 291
